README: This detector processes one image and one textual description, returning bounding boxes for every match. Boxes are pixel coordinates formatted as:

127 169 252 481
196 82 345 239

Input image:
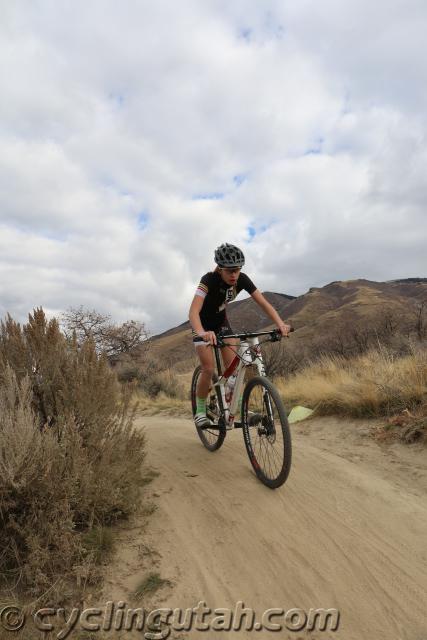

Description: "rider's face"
219 267 241 285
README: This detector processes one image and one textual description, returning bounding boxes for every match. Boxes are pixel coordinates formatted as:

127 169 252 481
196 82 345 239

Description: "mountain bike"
190 328 292 489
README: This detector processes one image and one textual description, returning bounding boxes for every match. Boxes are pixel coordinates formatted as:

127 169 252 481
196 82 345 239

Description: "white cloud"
0 0 426 332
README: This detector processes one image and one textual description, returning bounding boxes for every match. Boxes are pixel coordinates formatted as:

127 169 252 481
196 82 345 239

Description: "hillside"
148 278 427 369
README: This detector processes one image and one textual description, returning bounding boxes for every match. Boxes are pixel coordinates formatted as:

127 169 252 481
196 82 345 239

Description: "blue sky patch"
192 175 246 201
247 222 272 242
239 27 253 41
247 225 256 239
233 174 247 187
239 18 285 43
109 92 125 108
40 229 68 242
304 137 324 155
137 211 149 229
9 223 68 242
341 90 352 115
192 192 225 201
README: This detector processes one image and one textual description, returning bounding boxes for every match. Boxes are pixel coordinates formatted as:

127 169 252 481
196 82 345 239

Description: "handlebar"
216 326 294 347
268 327 295 342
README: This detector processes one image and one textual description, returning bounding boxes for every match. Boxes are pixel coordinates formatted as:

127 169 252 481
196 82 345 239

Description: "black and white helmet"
214 243 245 268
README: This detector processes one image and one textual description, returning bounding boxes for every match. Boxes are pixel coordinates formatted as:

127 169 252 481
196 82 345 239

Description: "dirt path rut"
101 416 427 640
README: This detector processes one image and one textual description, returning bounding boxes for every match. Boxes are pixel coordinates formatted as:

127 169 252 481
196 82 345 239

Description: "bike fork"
262 390 276 435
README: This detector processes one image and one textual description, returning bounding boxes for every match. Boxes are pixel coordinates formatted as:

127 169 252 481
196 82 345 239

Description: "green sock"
238 396 242 412
196 397 207 414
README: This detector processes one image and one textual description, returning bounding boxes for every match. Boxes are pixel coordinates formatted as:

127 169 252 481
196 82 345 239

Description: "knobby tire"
191 365 226 451
241 376 292 488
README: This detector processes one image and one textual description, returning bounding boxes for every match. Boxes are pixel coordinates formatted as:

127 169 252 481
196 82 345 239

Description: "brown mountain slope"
149 278 427 369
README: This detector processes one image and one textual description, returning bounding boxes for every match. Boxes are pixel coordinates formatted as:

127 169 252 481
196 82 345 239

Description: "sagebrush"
0 308 146 597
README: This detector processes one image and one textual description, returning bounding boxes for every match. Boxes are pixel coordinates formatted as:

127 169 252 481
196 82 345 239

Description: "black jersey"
194 270 257 330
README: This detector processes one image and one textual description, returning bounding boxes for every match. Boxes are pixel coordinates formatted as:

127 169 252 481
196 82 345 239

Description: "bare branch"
61 307 150 363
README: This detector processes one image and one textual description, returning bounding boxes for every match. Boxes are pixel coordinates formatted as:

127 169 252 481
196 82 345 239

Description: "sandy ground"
99 415 427 640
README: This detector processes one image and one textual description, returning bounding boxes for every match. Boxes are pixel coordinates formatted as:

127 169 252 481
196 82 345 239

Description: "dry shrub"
374 407 427 444
0 308 146 595
116 356 187 400
113 351 159 384
276 345 427 419
0 368 79 593
143 368 187 399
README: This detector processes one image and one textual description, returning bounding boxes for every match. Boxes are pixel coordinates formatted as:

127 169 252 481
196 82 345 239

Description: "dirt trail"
101 416 427 640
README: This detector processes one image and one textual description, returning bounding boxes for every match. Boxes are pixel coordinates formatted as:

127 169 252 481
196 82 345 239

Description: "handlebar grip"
271 326 294 341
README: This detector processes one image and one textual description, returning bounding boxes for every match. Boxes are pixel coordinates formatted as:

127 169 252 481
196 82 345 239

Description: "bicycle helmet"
214 243 245 268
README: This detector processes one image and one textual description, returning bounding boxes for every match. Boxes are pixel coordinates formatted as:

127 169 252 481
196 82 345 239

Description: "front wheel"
191 365 226 451
241 376 292 489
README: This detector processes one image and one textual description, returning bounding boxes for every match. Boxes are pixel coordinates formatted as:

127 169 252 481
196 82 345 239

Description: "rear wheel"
241 376 292 488
191 366 226 451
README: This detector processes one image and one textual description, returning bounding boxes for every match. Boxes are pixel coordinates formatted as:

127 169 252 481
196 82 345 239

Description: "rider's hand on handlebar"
199 330 217 346
277 322 292 338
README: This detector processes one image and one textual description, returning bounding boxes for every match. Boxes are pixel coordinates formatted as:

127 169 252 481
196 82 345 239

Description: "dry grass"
133 572 173 599
81 526 115 565
133 367 191 416
130 346 427 446
135 390 191 416
276 345 427 419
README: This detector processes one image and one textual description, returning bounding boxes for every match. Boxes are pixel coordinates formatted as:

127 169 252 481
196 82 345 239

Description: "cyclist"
189 242 292 428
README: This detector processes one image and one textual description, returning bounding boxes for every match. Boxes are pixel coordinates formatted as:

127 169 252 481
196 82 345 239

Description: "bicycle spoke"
242 376 292 488
191 366 225 452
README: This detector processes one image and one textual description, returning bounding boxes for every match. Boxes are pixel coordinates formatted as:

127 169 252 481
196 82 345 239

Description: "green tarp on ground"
288 405 314 424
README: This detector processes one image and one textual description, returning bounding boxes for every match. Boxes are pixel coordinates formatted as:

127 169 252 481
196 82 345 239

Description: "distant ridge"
149 278 427 368
386 278 427 284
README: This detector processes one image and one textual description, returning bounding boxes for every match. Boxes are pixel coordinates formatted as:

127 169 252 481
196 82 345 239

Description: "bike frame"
211 331 272 428
193 326 292 488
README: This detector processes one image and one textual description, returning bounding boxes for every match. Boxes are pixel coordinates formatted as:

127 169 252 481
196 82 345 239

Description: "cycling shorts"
192 318 234 348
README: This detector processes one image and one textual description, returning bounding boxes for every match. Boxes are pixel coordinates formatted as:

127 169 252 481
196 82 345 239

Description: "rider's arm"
188 295 206 336
189 296 217 345
250 289 291 336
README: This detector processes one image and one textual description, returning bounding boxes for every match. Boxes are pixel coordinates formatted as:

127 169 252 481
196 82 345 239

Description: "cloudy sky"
1 0 426 333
